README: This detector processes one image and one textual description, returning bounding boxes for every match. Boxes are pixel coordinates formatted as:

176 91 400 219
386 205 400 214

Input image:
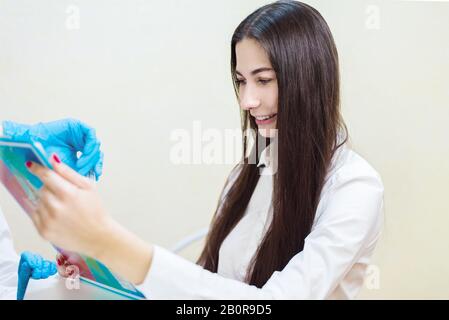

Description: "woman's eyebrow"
235 67 273 76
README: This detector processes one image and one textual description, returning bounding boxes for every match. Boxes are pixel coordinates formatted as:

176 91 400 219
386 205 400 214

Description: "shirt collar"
257 138 278 170
257 145 269 168
255 131 347 173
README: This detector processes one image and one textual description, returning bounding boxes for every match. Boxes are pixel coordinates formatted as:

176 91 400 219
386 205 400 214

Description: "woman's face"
235 38 278 138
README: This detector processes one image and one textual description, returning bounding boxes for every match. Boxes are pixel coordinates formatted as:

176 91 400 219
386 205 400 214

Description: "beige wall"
0 0 448 299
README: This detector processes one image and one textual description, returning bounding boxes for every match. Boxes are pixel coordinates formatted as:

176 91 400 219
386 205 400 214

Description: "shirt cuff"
136 245 205 299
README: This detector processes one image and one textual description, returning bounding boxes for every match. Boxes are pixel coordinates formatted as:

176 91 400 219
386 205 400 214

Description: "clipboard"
0 137 146 300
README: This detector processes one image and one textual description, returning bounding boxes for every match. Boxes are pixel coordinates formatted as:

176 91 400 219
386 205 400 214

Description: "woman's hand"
26 154 154 285
26 154 113 259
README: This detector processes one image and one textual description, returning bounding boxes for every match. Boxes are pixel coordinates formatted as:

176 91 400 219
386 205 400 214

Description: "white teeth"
255 114 276 120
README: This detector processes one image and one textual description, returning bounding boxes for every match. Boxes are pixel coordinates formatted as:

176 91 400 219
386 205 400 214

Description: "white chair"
170 227 209 254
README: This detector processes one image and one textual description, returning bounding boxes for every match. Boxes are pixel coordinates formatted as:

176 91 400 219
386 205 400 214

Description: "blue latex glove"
2 118 104 180
17 251 57 300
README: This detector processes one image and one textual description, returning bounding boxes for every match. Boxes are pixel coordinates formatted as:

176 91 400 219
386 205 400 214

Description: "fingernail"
25 161 32 168
53 154 61 164
56 257 62 266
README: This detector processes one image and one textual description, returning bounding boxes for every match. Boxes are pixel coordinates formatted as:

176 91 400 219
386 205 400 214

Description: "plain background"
0 0 448 299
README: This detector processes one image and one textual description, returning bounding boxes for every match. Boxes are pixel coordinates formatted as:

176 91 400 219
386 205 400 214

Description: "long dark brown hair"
197 0 348 288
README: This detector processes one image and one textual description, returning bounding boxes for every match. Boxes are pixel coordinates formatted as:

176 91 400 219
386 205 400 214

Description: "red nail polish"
53 154 61 164
57 258 62 266
26 161 32 168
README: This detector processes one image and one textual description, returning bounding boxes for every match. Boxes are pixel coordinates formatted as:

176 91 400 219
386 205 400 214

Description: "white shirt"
137 142 385 299
0 208 20 299
0 123 22 298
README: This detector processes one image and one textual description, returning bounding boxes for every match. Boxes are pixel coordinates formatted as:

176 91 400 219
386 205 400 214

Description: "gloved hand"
2 118 104 180
17 251 57 300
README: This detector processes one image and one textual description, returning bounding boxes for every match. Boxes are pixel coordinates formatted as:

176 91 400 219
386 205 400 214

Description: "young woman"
24 0 384 299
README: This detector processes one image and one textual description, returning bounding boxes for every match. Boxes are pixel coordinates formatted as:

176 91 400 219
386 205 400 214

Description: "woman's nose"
240 90 261 110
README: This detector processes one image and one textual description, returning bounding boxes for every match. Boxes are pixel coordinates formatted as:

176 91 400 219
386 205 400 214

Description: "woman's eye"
258 79 272 85
235 79 271 86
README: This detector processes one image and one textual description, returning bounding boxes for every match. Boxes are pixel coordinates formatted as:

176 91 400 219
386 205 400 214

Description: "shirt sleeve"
0 207 20 299
136 163 384 299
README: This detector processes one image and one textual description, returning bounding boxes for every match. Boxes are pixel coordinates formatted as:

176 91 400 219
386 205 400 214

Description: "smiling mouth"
253 113 277 121
253 113 277 125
